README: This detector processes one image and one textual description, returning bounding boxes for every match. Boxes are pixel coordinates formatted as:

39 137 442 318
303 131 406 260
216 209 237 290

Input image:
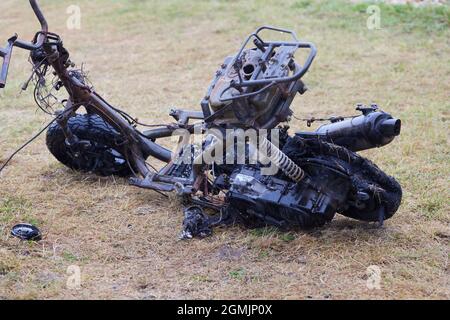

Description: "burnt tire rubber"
284 136 403 223
46 114 132 177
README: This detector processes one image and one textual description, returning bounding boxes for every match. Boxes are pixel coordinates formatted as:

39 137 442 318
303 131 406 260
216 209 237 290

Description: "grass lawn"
0 0 448 299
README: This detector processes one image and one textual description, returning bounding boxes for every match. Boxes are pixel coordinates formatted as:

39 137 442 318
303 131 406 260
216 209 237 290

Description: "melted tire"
46 114 132 177
284 136 403 223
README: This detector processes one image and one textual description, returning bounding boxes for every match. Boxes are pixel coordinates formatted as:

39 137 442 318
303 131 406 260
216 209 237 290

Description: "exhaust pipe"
379 118 402 137
297 105 402 152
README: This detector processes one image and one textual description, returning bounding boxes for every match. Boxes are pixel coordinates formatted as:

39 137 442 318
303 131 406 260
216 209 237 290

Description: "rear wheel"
46 114 132 177
283 136 403 223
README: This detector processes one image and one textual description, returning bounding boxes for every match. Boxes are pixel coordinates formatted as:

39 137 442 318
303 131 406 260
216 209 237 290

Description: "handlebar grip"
0 35 17 89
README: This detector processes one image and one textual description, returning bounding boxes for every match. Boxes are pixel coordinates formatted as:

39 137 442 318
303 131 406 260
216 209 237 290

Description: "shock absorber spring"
259 135 305 183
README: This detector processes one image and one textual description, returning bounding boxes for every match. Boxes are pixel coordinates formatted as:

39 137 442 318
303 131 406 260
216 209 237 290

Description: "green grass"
251 227 297 242
300 0 450 33
0 197 32 223
250 227 279 237
355 2 449 32
280 233 297 243
62 251 79 263
85 0 449 35
229 268 246 280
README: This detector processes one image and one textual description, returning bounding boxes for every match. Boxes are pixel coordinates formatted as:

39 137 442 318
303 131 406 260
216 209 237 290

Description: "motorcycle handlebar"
0 36 17 88
0 0 48 88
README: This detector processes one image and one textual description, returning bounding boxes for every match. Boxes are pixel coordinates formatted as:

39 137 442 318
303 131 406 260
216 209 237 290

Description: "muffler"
297 105 401 152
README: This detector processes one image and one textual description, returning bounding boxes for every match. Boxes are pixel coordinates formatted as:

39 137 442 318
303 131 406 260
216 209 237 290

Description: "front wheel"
46 114 132 177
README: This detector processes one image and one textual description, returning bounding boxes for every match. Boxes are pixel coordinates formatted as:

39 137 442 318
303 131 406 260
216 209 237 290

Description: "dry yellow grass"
0 0 449 299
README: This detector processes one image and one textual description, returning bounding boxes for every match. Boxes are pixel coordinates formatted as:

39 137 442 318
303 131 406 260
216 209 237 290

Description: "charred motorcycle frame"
1 1 402 238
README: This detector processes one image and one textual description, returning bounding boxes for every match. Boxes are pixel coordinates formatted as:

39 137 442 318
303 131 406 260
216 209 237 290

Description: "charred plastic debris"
11 224 42 241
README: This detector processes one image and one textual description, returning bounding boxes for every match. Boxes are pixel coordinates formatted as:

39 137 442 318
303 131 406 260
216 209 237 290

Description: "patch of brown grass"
0 0 448 299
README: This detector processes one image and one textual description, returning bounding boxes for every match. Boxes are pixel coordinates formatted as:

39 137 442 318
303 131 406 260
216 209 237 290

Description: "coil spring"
259 135 305 183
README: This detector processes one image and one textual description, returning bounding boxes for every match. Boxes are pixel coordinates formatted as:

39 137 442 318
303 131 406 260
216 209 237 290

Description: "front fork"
55 99 93 159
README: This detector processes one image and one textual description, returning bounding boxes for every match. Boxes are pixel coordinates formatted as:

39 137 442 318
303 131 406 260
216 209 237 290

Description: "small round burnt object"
11 224 42 241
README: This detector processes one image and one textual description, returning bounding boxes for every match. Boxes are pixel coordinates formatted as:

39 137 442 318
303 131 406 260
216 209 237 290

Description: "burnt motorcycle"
0 1 402 238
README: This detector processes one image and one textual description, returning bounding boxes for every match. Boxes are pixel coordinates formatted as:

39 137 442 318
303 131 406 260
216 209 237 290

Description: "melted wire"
293 114 357 127
0 117 58 175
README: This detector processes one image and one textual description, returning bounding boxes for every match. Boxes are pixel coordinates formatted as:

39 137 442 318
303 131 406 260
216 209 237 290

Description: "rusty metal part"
0 35 17 88
0 0 48 88
203 26 315 129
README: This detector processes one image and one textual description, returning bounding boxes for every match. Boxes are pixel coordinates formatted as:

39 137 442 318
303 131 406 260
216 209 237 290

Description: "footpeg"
129 174 175 192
